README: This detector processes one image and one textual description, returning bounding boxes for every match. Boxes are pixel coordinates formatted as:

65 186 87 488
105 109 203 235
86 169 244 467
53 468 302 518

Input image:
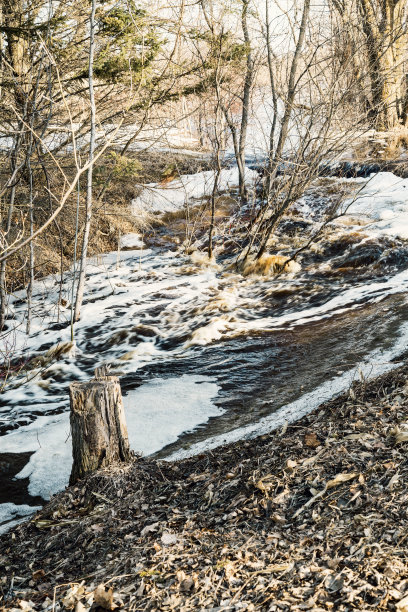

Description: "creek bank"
2 362 408 611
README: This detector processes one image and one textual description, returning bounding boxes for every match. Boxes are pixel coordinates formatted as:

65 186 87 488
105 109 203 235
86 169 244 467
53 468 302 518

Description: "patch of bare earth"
2 364 408 611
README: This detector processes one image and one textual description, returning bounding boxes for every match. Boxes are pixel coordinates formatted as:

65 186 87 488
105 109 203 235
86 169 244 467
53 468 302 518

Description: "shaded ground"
2 363 408 610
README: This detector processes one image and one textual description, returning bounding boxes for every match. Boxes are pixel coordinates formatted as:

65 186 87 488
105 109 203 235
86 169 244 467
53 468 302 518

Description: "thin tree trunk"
237 0 254 205
268 0 311 173
401 76 408 126
208 115 222 259
256 0 311 260
74 0 96 322
265 0 278 190
339 0 406 130
0 186 15 332
0 127 22 331
26 155 34 335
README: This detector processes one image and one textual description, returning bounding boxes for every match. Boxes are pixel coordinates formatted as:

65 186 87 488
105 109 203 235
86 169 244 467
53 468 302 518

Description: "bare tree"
200 0 258 205
332 0 408 130
73 0 96 322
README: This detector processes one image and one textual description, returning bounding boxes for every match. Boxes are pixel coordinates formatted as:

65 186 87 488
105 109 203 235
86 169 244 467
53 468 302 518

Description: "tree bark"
69 372 131 485
335 0 407 130
237 0 254 205
73 0 97 322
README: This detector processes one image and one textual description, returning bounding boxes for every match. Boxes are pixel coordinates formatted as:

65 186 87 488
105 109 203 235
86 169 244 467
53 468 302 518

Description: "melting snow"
4 167 408 533
168 320 408 461
0 503 42 535
124 375 222 456
120 233 145 249
0 374 221 529
132 167 259 214
345 172 408 239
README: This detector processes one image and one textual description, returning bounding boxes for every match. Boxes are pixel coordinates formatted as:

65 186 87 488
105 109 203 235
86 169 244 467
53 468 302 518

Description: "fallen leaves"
293 472 358 518
140 522 159 537
61 584 86 609
326 472 358 489
4 364 408 611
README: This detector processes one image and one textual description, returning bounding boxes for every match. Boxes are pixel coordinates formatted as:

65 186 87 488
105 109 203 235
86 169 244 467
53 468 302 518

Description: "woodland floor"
2 362 408 610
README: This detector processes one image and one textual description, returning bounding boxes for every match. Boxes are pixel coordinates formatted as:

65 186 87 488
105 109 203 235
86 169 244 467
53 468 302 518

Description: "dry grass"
0 150 211 292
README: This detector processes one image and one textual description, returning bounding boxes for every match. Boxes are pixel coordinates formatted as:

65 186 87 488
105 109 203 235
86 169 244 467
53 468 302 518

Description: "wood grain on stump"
69 374 131 485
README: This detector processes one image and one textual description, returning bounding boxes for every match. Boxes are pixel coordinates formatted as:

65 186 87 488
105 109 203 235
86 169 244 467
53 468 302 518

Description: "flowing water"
1 168 408 533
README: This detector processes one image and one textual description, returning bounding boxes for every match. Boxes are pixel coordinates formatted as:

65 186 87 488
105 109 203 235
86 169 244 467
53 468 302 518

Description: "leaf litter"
3 364 408 610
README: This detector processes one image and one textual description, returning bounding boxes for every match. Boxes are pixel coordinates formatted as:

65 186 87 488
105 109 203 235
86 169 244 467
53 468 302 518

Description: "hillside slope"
2 364 408 611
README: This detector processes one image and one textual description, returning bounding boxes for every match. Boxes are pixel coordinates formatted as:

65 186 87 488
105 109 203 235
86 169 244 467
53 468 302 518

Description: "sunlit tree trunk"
236 0 254 205
334 0 407 130
74 0 96 322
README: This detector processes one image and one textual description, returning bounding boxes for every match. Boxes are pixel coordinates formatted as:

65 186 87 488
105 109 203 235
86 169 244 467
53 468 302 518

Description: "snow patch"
124 374 222 456
0 503 42 535
1 413 72 501
120 233 145 249
345 172 408 239
132 167 259 214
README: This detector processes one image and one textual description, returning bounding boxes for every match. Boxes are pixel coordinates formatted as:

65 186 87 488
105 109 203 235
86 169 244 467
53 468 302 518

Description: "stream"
1 166 408 533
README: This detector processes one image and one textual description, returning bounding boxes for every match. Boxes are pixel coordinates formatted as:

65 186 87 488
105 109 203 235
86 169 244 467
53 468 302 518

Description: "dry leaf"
326 573 344 593
179 577 195 592
224 562 236 584
304 432 320 448
93 585 116 610
136 580 145 597
255 475 274 493
271 513 286 524
62 584 85 609
395 431 408 443
269 562 294 573
388 473 400 489
18 601 34 611
32 569 45 581
326 472 358 489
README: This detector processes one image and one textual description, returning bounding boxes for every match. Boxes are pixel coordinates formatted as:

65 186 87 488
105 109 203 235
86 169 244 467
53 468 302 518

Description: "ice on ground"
132 167 259 214
124 375 222 456
344 172 408 239
120 233 145 249
1 374 220 502
1 413 72 501
0 503 42 535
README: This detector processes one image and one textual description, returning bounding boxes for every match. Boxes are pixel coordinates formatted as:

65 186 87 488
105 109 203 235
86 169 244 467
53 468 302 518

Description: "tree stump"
69 370 131 485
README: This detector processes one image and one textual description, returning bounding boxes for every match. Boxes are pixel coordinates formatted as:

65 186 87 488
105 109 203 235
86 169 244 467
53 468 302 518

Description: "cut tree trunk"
69 371 131 485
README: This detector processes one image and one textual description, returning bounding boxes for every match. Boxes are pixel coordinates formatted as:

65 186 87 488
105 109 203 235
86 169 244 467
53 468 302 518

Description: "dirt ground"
2 361 408 611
